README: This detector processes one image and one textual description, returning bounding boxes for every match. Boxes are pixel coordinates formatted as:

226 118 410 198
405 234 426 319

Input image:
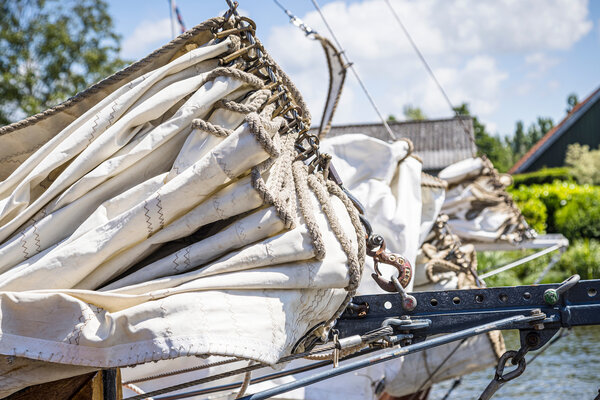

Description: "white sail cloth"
439 157 535 244
242 135 496 400
320 134 424 293
0 21 364 397
238 133 442 400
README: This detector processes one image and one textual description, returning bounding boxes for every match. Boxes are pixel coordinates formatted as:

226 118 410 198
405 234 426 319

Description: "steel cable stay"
306 0 398 141
478 243 566 280
382 0 474 146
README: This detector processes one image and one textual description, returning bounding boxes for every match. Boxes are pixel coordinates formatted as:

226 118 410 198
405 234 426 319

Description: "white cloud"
265 0 592 127
525 52 560 77
121 18 173 59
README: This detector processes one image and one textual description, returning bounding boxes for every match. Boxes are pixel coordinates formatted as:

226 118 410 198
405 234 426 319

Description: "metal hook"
367 239 412 293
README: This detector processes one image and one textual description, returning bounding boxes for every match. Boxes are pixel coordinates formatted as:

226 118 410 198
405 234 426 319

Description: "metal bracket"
336 278 600 342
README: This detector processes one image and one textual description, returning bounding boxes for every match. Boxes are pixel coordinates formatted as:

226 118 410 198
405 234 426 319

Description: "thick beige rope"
216 89 271 114
292 161 326 260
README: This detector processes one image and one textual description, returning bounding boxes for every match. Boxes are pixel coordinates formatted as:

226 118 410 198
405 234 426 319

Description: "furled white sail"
439 157 535 244
0 17 365 397
259 134 502 400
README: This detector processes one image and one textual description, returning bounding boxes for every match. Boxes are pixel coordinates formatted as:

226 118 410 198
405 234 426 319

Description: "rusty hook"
367 238 412 292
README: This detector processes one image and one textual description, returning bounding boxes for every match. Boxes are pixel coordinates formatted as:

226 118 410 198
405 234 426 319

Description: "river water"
430 326 600 399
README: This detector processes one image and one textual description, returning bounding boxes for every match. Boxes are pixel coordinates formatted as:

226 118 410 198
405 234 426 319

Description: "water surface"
430 327 600 399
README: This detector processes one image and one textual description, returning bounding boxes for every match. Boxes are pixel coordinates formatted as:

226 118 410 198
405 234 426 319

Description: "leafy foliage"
478 249 557 286
509 181 600 234
566 93 579 114
506 117 554 165
478 239 600 287
0 0 126 124
510 181 600 240
565 143 600 185
514 197 547 233
403 104 427 121
555 192 600 240
511 167 575 187
557 239 600 280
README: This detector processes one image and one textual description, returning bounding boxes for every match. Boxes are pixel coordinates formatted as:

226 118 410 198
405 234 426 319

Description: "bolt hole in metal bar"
589 287 598 297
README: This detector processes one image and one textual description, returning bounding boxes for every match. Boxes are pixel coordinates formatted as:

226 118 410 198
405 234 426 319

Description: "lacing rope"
123 383 153 399
245 112 281 158
480 157 535 243
205 66 265 88
191 119 233 137
216 89 271 114
251 168 296 230
307 173 361 292
292 161 326 260
326 180 366 269
234 361 255 399
192 67 270 137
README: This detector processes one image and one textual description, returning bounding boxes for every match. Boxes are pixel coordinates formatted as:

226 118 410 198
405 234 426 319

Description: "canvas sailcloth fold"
0 17 365 396
439 157 535 244
271 134 499 400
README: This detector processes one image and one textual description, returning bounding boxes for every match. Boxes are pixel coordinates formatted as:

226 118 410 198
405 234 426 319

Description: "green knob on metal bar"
544 289 559 305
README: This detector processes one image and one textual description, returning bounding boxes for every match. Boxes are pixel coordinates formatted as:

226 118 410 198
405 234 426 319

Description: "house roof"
314 116 476 172
509 86 600 174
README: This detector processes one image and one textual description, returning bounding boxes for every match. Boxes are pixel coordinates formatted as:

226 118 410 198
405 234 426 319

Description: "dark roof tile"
314 116 476 172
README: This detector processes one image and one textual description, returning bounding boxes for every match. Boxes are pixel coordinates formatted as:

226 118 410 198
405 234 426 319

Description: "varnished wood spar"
5 369 122 400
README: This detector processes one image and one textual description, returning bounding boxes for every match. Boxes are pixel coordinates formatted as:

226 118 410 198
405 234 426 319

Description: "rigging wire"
273 0 317 36
407 338 468 400
382 0 476 147
308 0 397 141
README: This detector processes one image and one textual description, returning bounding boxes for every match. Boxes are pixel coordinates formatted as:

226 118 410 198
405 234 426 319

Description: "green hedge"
510 167 575 188
514 197 547 233
557 239 600 280
509 181 600 238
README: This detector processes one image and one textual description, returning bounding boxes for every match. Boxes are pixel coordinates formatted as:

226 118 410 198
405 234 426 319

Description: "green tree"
453 103 513 172
511 121 527 157
566 93 579 114
402 104 427 121
0 0 126 125
507 117 554 164
565 143 600 185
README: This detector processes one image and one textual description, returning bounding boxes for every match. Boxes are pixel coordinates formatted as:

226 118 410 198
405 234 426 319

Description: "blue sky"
107 0 600 137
